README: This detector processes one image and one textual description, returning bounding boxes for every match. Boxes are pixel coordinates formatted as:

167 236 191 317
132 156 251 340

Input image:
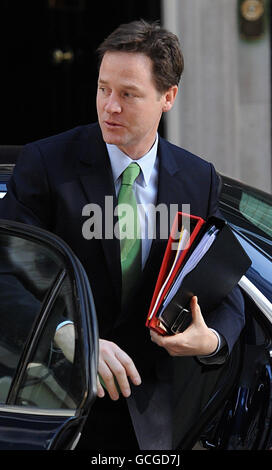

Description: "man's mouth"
104 121 124 128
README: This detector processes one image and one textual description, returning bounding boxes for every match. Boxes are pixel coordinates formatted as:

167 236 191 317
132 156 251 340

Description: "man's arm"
196 163 245 362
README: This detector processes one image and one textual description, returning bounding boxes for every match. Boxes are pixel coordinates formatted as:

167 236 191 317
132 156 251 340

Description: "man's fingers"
190 296 205 325
98 340 141 400
150 329 177 346
114 348 141 386
98 359 121 400
150 329 164 346
150 296 219 356
150 329 183 356
97 375 105 398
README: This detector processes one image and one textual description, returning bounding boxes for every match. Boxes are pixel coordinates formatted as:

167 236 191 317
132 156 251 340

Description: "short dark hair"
97 19 184 94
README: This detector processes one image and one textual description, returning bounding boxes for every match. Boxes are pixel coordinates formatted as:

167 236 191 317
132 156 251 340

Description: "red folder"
146 211 205 335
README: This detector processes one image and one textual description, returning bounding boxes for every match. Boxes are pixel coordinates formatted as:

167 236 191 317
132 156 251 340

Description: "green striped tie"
118 163 142 305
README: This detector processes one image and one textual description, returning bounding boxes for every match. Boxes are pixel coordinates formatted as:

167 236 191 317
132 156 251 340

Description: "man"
0 20 245 449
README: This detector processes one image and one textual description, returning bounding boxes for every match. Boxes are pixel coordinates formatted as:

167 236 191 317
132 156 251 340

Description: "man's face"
96 51 176 159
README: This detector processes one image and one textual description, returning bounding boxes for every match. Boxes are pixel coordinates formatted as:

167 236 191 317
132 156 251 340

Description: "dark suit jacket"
0 122 245 448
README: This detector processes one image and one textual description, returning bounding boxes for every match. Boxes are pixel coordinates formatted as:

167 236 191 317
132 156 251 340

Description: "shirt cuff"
56 320 73 332
197 328 227 365
202 328 226 357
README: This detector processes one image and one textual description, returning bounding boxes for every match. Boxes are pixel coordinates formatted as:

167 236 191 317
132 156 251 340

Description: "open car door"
0 219 98 450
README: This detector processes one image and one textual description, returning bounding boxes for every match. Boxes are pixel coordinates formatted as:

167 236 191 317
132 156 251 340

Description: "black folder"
156 216 252 335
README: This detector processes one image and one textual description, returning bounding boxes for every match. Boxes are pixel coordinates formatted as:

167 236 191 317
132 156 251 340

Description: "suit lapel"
76 124 122 303
142 136 187 279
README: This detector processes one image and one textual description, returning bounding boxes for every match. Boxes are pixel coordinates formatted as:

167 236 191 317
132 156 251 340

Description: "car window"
0 231 85 410
0 232 61 403
0 184 7 199
0 164 14 198
239 191 272 239
219 177 272 257
15 276 85 411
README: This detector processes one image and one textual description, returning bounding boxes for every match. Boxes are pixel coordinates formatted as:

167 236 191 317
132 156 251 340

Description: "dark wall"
0 0 161 144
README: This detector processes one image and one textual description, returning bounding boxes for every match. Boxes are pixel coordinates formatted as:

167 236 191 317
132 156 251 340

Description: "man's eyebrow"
98 78 141 92
122 84 141 92
98 79 108 85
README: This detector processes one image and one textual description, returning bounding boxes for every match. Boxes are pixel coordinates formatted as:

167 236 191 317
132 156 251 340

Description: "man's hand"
54 323 75 363
97 339 142 401
150 296 218 357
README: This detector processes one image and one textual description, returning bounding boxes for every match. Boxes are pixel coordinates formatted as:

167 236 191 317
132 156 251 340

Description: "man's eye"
123 92 133 98
99 87 112 97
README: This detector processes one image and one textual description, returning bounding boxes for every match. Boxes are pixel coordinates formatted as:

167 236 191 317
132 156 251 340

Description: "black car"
0 147 271 450
197 175 272 450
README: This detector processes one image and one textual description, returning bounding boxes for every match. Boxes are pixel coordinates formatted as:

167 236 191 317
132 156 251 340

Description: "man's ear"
162 85 178 113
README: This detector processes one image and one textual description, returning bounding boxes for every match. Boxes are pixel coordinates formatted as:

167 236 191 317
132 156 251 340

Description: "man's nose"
104 92 122 114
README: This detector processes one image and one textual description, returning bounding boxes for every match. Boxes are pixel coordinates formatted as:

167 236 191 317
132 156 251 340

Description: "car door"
0 219 99 450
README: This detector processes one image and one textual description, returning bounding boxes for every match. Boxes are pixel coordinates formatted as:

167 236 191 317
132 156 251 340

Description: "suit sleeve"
200 163 245 359
0 143 52 230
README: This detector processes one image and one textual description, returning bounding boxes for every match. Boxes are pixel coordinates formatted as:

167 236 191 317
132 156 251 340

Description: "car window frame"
0 218 98 419
219 175 272 255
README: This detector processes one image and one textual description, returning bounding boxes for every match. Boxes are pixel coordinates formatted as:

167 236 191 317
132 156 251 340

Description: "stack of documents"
146 212 251 335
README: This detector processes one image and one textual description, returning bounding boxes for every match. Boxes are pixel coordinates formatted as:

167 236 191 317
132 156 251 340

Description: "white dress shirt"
106 135 159 268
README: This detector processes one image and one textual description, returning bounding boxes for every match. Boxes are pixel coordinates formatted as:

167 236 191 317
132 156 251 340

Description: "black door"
0 0 161 145
0 219 98 450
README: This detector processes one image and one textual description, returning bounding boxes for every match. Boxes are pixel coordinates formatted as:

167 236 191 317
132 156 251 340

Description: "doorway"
0 0 161 144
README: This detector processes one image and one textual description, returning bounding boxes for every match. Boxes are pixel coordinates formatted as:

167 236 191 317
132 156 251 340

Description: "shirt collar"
106 134 158 187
